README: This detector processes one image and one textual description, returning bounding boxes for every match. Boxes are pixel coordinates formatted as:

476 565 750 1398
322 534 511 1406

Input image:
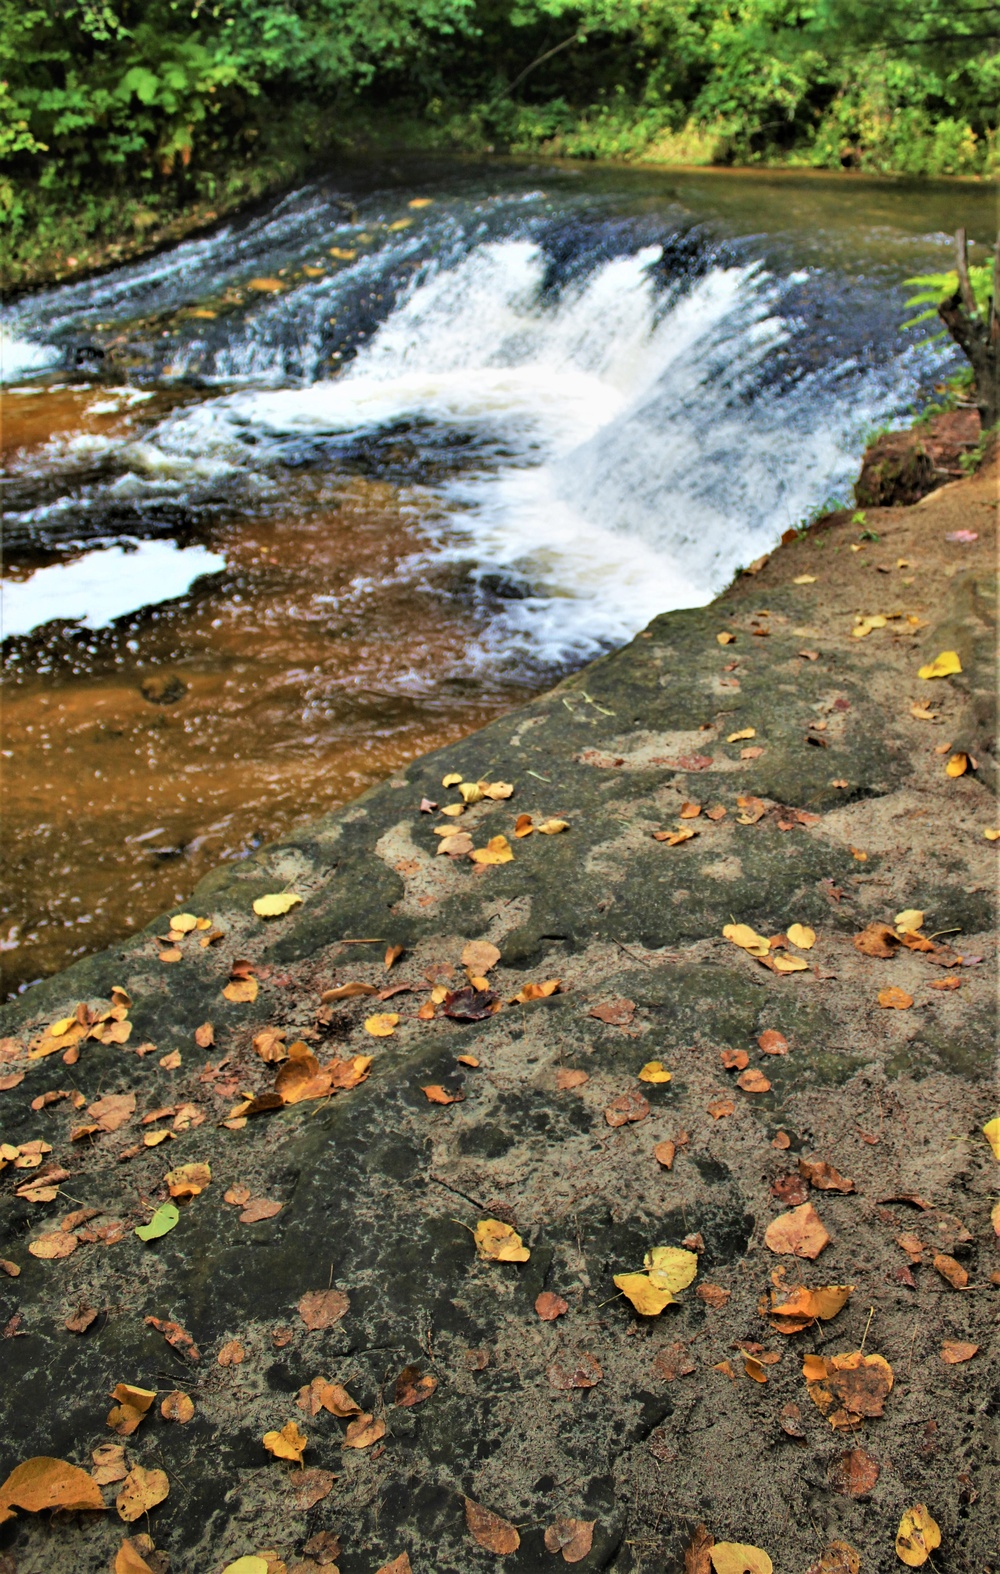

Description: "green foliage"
902 264 995 327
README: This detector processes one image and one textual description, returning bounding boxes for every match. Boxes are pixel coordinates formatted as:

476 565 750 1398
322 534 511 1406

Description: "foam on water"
0 540 226 638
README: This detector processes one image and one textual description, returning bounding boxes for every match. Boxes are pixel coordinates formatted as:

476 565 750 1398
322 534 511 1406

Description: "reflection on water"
2 160 984 993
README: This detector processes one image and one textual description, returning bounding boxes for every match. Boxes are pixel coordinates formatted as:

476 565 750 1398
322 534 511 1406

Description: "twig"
859 1304 875 1353
486 31 584 110
955 228 978 317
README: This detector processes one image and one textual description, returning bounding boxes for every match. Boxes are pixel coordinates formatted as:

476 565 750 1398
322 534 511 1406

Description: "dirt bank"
0 458 996 1574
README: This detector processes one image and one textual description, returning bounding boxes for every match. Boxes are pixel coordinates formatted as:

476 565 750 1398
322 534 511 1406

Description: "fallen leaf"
290 1470 336 1511
474 1218 529 1262
878 986 913 1010
720 1049 749 1071
298 1379 360 1417
710 1543 773 1574
0 1455 105 1524
918 651 961 679
779 1401 806 1438
793 574 817 585
828 1447 880 1496
653 1340 696 1381
158 1050 181 1070
114 1537 160 1574
786 924 815 949
375 1556 412 1574
160 1391 194 1422
723 923 770 958
253 893 303 918
165 1161 210 1200
395 1365 437 1407
420 1084 464 1105
654 826 699 845
984 1117 1000 1159
263 1420 308 1464
717 631 736 644
614 1272 674 1316
321 982 378 1001
735 795 767 824
116 1465 169 1522
707 1097 735 1119
223 978 258 1003
805 1544 860 1574
767 1283 853 1332
896 1504 941 1567
107 1383 156 1436
772 1130 791 1149
221 1560 268 1574
854 923 899 958
365 1012 399 1037
343 1413 385 1449
799 1159 855 1193
588 998 635 1026
737 1068 771 1093
544 1518 596 1563
804 1350 893 1427
556 1068 589 1090
638 1060 672 1084
65 1303 98 1334
758 1029 790 1056
653 1139 676 1168
88 1092 137 1133
685 1524 715 1574
940 1340 977 1364
470 835 514 865
240 1198 283 1225
224 1185 252 1206
442 985 499 1020
298 1289 349 1330
744 1355 767 1383
945 751 970 777
679 801 702 818
696 1283 731 1308
465 1498 520 1556
546 1351 603 1389
218 1339 246 1366
535 1291 569 1320
852 614 886 639
764 1203 831 1259
29 1232 78 1260
537 818 569 834
646 1246 698 1291
461 940 501 974
727 728 756 743
604 1089 650 1126
91 1443 128 1485
713 1359 736 1379
144 1316 200 1361
933 1252 968 1288
706 804 727 821
157 948 182 964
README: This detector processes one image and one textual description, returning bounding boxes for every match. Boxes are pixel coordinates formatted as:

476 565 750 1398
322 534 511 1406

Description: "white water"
86 236 916 665
0 540 225 638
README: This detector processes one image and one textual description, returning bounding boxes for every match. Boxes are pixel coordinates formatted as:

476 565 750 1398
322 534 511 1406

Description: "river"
1 157 993 994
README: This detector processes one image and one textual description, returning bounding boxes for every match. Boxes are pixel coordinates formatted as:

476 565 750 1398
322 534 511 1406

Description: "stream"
2 157 993 993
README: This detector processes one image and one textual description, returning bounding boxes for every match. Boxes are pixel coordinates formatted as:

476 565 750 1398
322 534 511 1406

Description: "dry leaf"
945 752 970 777
721 1048 749 1070
933 1252 968 1288
144 1315 200 1361
854 922 900 957
365 1013 399 1037
224 1185 252 1206
537 818 570 834
546 1351 603 1389
462 940 500 974
984 1117 1000 1159
786 923 815 949
253 893 303 918
107 1383 157 1436
298 1379 360 1417
653 1140 676 1169
588 998 635 1026
696 1283 731 1308
804 1350 893 1428
218 1339 246 1366
878 986 913 1010
679 801 702 818
375 1557 412 1574
252 1029 287 1062
29 1232 77 1260
165 1161 210 1199
263 1420 308 1464
465 1498 520 1556
779 1401 806 1438
514 813 534 837
940 1340 977 1363
158 1050 181 1070
764 1203 831 1259
723 923 770 957
717 631 736 644
707 1097 735 1119
0 1455 105 1524
223 979 258 1004
918 650 961 679
799 1159 855 1193
544 1518 596 1563
653 1340 696 1381
727 727 756 742
240 1198 282 1224
614 1271 673 1316
290 1470 336 1511
116 1465 169 1522
321 982 378 1001
343 1413 385 1449
806 1543 860 1574
737 1068 771 1093
638 1060 672 1084
65 1303 98 1334
828 1447 880 1496
471 835 514 865
160 1391 194 1422
604 1089 650 1127
710 1544 773 1574
474 1219 529 1262
420 1084 463 1105
896 1505 941 1567
535 1291 568 1320
766 1283 853 1332
114 1537 158 1574
298 1289 349 1330
88 1092 137 1133
395 1365 437 1407
91 1443 128 1486
556 1068 589 1090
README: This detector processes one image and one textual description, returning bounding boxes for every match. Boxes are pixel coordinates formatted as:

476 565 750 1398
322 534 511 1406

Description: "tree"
904 229 999 430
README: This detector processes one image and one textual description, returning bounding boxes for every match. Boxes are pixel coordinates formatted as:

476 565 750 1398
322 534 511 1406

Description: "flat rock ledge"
0 462 996 1574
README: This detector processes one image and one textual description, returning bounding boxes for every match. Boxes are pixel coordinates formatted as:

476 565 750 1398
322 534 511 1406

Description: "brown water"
3 161 993 994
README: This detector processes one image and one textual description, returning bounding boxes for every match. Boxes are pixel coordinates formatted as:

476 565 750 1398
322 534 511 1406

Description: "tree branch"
955 227 978 317
486 31 585 112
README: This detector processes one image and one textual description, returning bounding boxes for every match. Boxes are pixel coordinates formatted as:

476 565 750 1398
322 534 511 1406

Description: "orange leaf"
0 1456 105 1524
878 986 913 1010
764 1203 831 1259
465 1498 520 1555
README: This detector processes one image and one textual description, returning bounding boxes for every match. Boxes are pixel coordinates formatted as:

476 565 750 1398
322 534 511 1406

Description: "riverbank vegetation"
2 0 997 284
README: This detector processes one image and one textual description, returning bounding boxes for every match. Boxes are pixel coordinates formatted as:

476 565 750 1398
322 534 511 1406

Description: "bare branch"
954 228 978 317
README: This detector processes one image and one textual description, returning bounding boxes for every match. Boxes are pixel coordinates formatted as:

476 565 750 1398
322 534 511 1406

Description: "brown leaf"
28 1232 77 1260
91 1443 129 1486
547 1352 603 1390
321 982 378 1001
116 1465 169 1522
298 1289 349 1330
64 1303 98 1334
720 1049 749 1070
779 1401 805 1438
0 1455 105 1522
217 1339 246 1366
239 1198 283 1224
804 1542 860 1574
696 1283 731 1308
535 1291 569 1321
878 985 913 1010
462 940 501 974
224 1185 252 1206
588 998 635 1026
290 1469 336 1511
304 1530 342 1560
653 1140 676 1169
144 1316 200 1362
828 1448 880 1497
160 1391 194 1423
940 1340 978 1364
685 1524 715 1574
799 1159 855 1193
298 1379 361 1417
88 1092 137 1133
252 1029 287 1061
464 1498 520 1556
343 1413 385 1449
194 1022 214 1048
442 985 498 1021
804 1351 893 1427
853 923 900 958
394 1365 438 1408
764 1203 831 1259
511 977 561 1003
165 1160 210 1199
757 1030 789 1055
707 1097 735 1120
544 1518 596 1563
420 1084 464 1105
933 1253 968 1288
653 1340 696 1381
556 1068 589 1090
771 1172 810 1207
737 1068 771 1093
604 1089 650 1127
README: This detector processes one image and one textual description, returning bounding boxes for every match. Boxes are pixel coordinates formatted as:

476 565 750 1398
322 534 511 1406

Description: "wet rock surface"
0 462 996 1573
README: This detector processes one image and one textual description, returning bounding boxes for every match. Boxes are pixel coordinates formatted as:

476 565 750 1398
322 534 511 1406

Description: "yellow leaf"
221 1561 269 1574
945 752 969 777
440 803 465 817
0 1455 105 1523
473 1219 529 1262
470 835 514 865
262 1421 307 1464
727 728 756 742
116 1465 169 1522
710 1544 773 1574
852 614 886 638
893 909 924 934
896 1505 941 1567
984 828 1000 840
723 923 770 958
223 978 258 1003
442 772 462 786
248 277 283 293
328 246 357 261
918 650 961 679
613 1272 673 1316
644 1246 698 1292
458 781 484 804
481 780 514 799
770 952 809 973
408 197 433 208
165 1162 210 1199
793 574 817 584
364 1013 399 1037
983 1117 1000 1160
387 217 413 231
716 631 736 644
169 913 198 933
48 1017 77 1038
537 818 570 834
786 923 815 949
252 892 303 918
638 1061 672 1084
